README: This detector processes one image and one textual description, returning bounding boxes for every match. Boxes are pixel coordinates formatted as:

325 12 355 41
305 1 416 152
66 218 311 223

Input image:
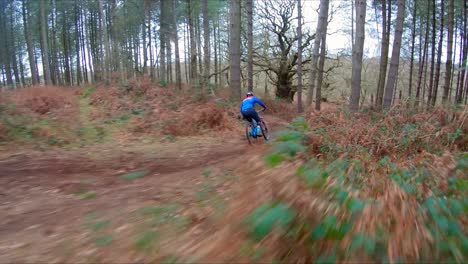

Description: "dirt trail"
0 114 287 263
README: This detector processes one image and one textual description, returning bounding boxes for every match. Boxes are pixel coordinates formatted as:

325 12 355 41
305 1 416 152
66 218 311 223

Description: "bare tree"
255 0 314 101
349 0 367 111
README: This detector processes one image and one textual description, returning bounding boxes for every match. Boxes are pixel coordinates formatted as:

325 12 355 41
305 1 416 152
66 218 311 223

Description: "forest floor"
0 83 466 263
0 83 293 263
0 118 286 263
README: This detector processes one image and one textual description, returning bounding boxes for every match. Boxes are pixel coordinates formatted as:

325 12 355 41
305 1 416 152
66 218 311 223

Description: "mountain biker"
240 91 266 127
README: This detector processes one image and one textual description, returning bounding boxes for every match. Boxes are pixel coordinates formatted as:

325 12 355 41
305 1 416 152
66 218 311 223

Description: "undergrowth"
0 83 241 148
246 107 467 263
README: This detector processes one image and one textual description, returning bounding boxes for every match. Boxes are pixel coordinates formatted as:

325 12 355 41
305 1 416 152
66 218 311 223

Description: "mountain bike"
245 110 269 144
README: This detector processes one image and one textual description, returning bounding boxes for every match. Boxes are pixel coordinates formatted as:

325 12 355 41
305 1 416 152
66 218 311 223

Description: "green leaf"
120 170 149 180
87 220 110 231
161 255 178 264
449 199 463 216
316 253 336 264
276 141 306 157
265 152 284 167
311 223 327 240
135 231 158 251
364 237 376 255
245 202 296 241
336 190 349 204
302 168 325 188
350 233 366 252
346 198 365 213
95 234 113 246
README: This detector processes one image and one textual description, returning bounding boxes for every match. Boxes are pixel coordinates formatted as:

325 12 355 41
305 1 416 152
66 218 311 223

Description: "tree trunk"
427 0 437 105
307 0 329 107
442 0 454 103
229 0 241 100
408 0 417 101
160 0 167 84
142 22 147 74
383 0 405 109
431 0 444 106
316 27 328 111
349 0 367 111
416 6 430 107
174 0 182 89
98 0 110 83
296 0 303 113
247 0 253 92
196 15 203 79
376 0 391 109
40 0 52 85
214 17 218 86
9 6 20 87
74 0 82 85
184 17 189 83
203 0 211 93
316 0 330 111
22 0 39 85
188 0 198 86
1 3 13 87
456 0 467 103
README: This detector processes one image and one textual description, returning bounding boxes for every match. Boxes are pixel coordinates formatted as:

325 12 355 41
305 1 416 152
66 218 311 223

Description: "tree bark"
22 0 39 85
442 0 454 103
229 0 241 100
247 0 253 92
40 0 52 85
174 0 182 90
316 0 330 111
316 24 328 111
383 0 405 109
203 0 211 93
160 0 167 84
349 0 367 111
376 0 391 109
431 0 444 106
416 5 430 107
427 0 437 105
408 0 417 101
188 0 198 86
296 0 303 113
456 0 467 103
98 0 110 83
307 0 329 107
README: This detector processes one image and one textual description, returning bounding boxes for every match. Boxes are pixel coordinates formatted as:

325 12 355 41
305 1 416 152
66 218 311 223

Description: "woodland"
0 0 466 263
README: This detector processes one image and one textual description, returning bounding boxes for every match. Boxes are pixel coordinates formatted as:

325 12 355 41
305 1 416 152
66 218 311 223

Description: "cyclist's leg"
251 111 261 124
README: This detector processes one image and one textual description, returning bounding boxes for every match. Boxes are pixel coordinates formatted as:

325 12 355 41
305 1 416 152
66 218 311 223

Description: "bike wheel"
245 123 252 145
260 121 269 141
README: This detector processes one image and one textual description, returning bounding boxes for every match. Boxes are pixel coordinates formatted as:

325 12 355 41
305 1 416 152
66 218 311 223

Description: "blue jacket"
240 96 266 112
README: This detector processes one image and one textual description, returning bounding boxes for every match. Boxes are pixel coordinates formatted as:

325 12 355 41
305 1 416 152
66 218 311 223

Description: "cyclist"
240 91 266 136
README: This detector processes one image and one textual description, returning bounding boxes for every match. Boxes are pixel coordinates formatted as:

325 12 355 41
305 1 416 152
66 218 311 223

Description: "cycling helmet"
246 91 254 97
